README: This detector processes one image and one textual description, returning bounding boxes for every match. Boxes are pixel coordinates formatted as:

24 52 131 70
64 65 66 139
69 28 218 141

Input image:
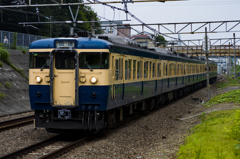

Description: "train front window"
55 52 75 69
29 52 50 69
79 52 109 69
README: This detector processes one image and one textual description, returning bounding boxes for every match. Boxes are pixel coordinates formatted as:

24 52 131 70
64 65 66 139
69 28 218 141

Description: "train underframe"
35 77 217 134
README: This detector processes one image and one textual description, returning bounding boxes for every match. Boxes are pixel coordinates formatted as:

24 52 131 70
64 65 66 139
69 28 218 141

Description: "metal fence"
0 30 46 49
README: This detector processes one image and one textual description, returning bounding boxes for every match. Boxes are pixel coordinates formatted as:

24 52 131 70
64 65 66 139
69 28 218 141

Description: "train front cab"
30 49 111 133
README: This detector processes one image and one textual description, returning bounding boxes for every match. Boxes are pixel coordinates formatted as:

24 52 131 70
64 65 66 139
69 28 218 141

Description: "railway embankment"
0 49 30 116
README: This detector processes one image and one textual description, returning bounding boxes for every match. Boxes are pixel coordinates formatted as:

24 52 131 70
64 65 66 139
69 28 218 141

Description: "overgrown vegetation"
0 62 2 67
11 32 17 50
0 92 6 100
204 89 240 107
177 109 240 159
0 48 28 80
217 77 240 88
4 81 12 87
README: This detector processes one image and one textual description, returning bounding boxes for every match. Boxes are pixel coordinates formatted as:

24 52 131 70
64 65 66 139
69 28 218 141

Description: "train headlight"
35 76 42 83
90 76 98 84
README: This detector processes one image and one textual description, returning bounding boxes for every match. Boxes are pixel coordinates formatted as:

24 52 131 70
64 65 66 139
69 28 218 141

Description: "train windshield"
29 52 50 69
79 52 109 69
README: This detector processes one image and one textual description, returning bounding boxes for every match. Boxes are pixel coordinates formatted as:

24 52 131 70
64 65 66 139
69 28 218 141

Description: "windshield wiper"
40 61 47 71
85 62 93 71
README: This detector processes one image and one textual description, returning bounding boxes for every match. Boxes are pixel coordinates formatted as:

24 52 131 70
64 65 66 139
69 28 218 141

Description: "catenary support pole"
234 33 236 79
205 27 210 101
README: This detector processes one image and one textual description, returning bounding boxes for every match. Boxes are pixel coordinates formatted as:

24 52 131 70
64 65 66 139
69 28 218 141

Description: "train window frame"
128 59 132 80
29 52 50 69
115 59 119 80
125 60 128 80
149 61 152 78
153 62 155 78
157 63 161 77
144 61 148 78
133 60 136 79
169 63 172 76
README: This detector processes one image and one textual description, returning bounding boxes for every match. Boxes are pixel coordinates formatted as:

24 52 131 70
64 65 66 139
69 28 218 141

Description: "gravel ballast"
0 75 237 158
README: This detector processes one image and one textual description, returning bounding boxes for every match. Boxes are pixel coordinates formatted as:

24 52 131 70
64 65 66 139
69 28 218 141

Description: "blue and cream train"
29 34 217 133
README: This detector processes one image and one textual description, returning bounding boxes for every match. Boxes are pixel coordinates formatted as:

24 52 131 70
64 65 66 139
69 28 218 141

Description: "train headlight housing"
90 76 98 84
35 76 42 83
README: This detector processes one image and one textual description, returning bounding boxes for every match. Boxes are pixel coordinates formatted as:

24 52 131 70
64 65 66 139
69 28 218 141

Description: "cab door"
50 50 79 108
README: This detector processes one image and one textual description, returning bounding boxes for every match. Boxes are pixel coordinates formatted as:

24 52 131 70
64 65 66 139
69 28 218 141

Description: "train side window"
115 59 119 80
128 59 132 79
163 63 165 76
139 61 142 78
144 61 148 78
149 62 152 78
125 60 128 80
137 61 140 79
119 58 123 80
169 63 172 76
153 62 155 78
166 63 168 76
174 64 176 75
157 63 160 77
133 60 136 79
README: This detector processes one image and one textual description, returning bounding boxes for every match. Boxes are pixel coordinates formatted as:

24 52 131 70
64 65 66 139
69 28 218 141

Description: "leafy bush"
0 48 10 64
0 92 6 100
0 62 2 67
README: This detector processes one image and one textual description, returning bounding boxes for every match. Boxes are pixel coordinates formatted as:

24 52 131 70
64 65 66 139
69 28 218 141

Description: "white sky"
88 0 240 43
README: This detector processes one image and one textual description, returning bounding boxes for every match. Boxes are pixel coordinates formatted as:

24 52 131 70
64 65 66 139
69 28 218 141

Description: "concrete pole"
234 33 236 79
205 27 210 101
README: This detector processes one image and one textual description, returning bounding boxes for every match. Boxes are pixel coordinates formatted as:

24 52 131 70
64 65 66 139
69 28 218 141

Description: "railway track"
0 115 35 132
0 113 142 159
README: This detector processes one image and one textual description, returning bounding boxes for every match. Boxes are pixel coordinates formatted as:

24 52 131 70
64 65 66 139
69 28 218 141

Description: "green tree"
0 0 102 37
155 35 167 47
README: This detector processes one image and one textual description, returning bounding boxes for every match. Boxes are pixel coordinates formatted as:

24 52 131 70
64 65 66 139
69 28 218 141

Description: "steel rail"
0 135 61 159
40 114 142 159
0 115 35 132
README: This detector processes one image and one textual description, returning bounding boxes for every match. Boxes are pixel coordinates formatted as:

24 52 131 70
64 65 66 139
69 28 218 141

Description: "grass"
217 78 240 89
176 109 240 159
204 89 240 107
0 48 28 80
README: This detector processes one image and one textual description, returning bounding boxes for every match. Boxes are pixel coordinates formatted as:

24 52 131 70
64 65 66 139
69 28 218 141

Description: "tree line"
0 0 102 37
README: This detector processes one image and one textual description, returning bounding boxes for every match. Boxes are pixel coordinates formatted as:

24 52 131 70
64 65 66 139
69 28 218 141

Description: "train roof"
29 35 216 64
29 37 112 49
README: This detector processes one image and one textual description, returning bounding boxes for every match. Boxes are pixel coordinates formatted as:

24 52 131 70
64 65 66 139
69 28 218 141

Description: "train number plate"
56 41 75 48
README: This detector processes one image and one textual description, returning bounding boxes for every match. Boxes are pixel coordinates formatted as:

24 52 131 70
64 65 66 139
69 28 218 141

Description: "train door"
50 50 79 108
112 55 124 103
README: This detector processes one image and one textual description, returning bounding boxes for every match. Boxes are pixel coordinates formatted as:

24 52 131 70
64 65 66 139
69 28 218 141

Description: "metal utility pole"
205 27 210 101
50 15 52 38
234 33 236 79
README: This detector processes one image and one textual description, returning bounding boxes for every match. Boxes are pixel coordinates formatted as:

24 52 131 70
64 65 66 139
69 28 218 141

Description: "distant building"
100 21 122 35
131 33 155 48
117 24 131 37
100 22 131 37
